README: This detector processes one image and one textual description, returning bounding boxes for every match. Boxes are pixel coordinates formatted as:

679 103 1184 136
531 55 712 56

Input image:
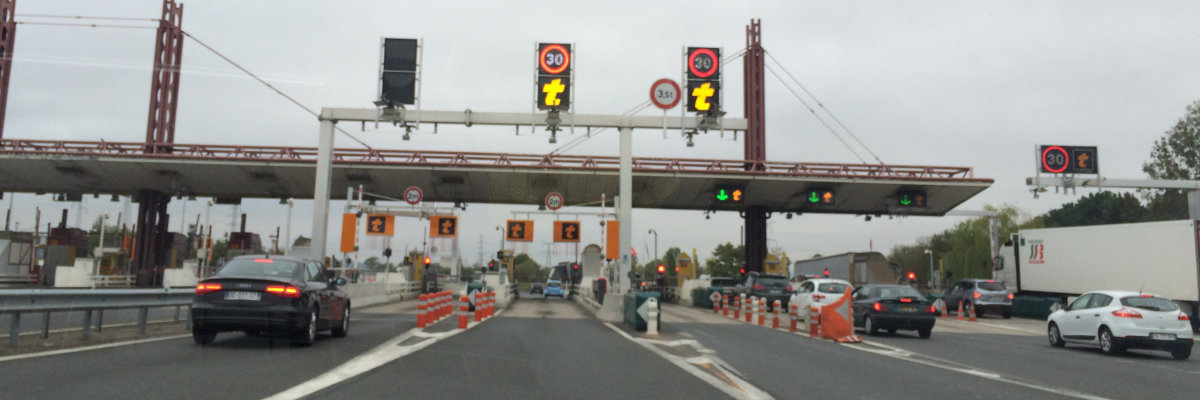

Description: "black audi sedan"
850 284 937 339
191 255 350 345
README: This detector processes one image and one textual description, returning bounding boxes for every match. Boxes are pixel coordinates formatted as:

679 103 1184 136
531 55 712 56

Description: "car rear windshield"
1119 296 1179 311
711 279 735 287
818 283 849 294
218 259 301 278
759 277 788 286
548 282 562 288
977 282 1007 291
876 286 923 299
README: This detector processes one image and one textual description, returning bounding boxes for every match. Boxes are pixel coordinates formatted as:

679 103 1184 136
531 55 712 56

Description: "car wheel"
331 304 350 338
864 315 879 336
918 327 932 339
1170 347 1191 361
1098 327 1123 355
1002 311 1012 319
1047 323 1065 348
193 328 216 345
293 309 318 346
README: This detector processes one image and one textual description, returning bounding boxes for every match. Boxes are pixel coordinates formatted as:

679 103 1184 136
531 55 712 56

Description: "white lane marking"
603 322 773 400
0 334 191 363
840 341 1109 400
264 309 503 400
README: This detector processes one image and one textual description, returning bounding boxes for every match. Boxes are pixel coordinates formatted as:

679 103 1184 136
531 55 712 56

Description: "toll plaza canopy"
0 139 991 215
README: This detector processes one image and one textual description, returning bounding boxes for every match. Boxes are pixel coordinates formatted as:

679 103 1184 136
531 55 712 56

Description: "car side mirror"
333 277 347 286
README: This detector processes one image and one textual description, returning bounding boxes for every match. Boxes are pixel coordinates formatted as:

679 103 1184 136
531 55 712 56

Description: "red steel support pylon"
145 0 184 153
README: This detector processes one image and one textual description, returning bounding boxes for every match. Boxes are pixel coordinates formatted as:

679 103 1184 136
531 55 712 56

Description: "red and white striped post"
473 292 482 322
744 296 753 323
722 295 730 317
711 292 721 313
458 295 470 329
733 295 741 319
809 306 821 337
789 303 799 332
757 298 766 326
772 300 781 329
417 293 428 328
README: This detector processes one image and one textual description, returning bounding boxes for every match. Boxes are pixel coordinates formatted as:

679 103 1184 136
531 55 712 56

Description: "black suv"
943 279 1013 318
733 272 792 311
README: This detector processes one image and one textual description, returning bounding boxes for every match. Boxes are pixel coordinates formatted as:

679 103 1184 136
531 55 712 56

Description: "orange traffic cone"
956 300 965 320
968 302 977 322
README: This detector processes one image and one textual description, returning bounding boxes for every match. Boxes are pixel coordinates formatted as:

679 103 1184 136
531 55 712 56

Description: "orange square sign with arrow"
506 220 533 241
554 220 581 243
365 215 395 236
430 216 458 238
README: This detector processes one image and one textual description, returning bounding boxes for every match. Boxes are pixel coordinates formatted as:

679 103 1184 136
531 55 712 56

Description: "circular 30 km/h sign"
403 186 423 205
545 192 564 211
649 78 681 110
1041 146 1069 173
539 44 571 75
688 48 719 79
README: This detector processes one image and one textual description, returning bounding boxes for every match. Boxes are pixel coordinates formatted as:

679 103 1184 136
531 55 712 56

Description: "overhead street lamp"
923 249 935 289
647 229 658 265
495 225 505 251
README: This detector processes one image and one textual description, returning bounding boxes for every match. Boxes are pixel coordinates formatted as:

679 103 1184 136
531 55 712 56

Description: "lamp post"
284 198 294 254
95 213 110 274
923 249 935 289
647 229 658 265
495 225 504 252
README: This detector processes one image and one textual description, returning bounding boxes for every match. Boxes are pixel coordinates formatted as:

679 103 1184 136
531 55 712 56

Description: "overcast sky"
4 1 1199 269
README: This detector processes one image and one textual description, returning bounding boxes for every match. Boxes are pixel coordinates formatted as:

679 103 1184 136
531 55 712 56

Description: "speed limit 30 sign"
1039 145 1098 174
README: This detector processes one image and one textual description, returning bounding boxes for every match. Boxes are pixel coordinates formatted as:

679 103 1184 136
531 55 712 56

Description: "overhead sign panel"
365 214 395 236
430 215 458 238
714 185 744 204
380 38 419 105
1039 145 1098 174
685 47 721 113
895 190 928 208
506 219 533 241
554 220 581 242
804 188 836 206
536 43 573 111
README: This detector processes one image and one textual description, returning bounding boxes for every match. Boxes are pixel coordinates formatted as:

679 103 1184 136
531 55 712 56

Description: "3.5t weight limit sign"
1040 145 1098 174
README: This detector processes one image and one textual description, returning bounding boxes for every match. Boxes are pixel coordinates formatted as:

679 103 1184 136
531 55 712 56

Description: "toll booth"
764 254 785 276
675 253 695 287
0 232 37 284
227 232 263 257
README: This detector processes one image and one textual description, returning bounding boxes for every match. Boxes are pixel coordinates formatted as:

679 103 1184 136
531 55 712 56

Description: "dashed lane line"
603 322 773 400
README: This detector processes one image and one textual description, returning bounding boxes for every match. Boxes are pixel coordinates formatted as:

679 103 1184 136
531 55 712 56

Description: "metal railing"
0 288 193 347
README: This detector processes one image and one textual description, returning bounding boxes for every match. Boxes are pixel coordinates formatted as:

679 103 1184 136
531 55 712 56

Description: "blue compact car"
544 280 564 298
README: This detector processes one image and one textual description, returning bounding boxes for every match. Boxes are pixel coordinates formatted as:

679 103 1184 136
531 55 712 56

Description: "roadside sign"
685 47 721 113
545 192 564 210
649 78 681 110
430 215 458 238
536 43 573 111
339 213 357 253
1039 145 1098 174
403 186 423 205
365 214 395 236
506 219 533 241
554 221 581 242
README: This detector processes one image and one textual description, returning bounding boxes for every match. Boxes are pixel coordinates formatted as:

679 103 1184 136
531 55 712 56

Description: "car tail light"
786 286 793 292
973 292 981 299
813 294 826 301
254 258 274 263
1180 313 1191 321
195 283 222 294
265 285 301 298
927 305 937 313
752 284 765 291
1139 294 1153 298
1112 308 1142 319
900 298 913 303
987 280 995 283
1008 293 1014 300
873 302 888 312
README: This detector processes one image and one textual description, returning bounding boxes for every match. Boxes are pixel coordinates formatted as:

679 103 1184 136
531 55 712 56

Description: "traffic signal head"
657 264 665 274
488 260 495 269
383 248 392 258
907 271 917 281
739 267 746 275
423 257 431 266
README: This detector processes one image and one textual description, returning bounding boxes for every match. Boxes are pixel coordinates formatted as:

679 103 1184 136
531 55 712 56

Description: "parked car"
710 276 738 297
544 280 564 298
789 278 853 322
851 284 937 338
733 272 792 311
1046 290 1193 360
530 283 544 294
191 255 350 346
943 279 1013 318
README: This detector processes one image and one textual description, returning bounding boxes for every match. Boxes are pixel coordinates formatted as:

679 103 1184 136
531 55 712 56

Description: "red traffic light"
656 264 665 274
907 271 917 280
423 257 431 265
488 261 494 268
572 263 580 270
739 268 746 274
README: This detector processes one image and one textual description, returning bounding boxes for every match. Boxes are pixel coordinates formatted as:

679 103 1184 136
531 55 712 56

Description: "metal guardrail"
0 288 194 347
90 275 136 288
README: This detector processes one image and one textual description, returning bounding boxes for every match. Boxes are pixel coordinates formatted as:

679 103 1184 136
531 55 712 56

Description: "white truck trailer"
996 220 1200 328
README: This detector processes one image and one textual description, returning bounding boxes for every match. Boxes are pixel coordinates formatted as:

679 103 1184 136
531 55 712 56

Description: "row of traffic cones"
421 290 497 329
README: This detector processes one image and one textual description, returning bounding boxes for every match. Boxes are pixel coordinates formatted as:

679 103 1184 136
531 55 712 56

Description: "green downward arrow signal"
716 189 729 201
808 192 819 203
900 195 912 206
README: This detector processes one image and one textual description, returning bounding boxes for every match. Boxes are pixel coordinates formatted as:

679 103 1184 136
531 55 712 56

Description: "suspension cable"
15 21 156 30
764 49 883 164
15 14 162 22
764 63 867 163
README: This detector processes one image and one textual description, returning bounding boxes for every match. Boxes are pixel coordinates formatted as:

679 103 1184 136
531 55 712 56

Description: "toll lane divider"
419 290 498 330
721 290 861 344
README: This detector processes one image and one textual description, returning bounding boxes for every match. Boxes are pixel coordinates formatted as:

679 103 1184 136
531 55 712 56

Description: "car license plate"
1150 333 1175 341
769 290 782 295
225 291 261 301
899 306 917 312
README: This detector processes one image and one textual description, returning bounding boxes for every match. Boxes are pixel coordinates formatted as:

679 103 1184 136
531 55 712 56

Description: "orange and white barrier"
967 301 977 322
757 298 766 327
956 300 965 320
808 306 820 337
772 300 781 329
817 287 861 343
712 292 722 313
417 293 429 328
733 295 742 319
789 303 799 332
458 295 470 329
722 295 730 317
745 296 754 323
936 299 949 318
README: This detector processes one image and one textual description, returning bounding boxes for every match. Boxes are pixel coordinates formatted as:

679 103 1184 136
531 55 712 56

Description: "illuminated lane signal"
430 215 458 238
895 190 928 208
804 189 835 205
536 43 573 111
554 221 581 243
1039 145 1098 174
714 185 744 204
685 47 721 113
506 220 533 242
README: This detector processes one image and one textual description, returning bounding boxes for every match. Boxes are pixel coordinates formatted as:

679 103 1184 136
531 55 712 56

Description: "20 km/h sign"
649 78 681 110
1039 145 1098 174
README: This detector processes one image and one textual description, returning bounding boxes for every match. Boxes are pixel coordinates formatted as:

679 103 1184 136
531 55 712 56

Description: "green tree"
1142 99 1200 220
704 242 744 278
513 253 541 283
887 205 1043 286
1043 191 1145 227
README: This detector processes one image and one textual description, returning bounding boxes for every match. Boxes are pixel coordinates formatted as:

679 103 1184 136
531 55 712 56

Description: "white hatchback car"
789 278 853 322
1046 290 1194 360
